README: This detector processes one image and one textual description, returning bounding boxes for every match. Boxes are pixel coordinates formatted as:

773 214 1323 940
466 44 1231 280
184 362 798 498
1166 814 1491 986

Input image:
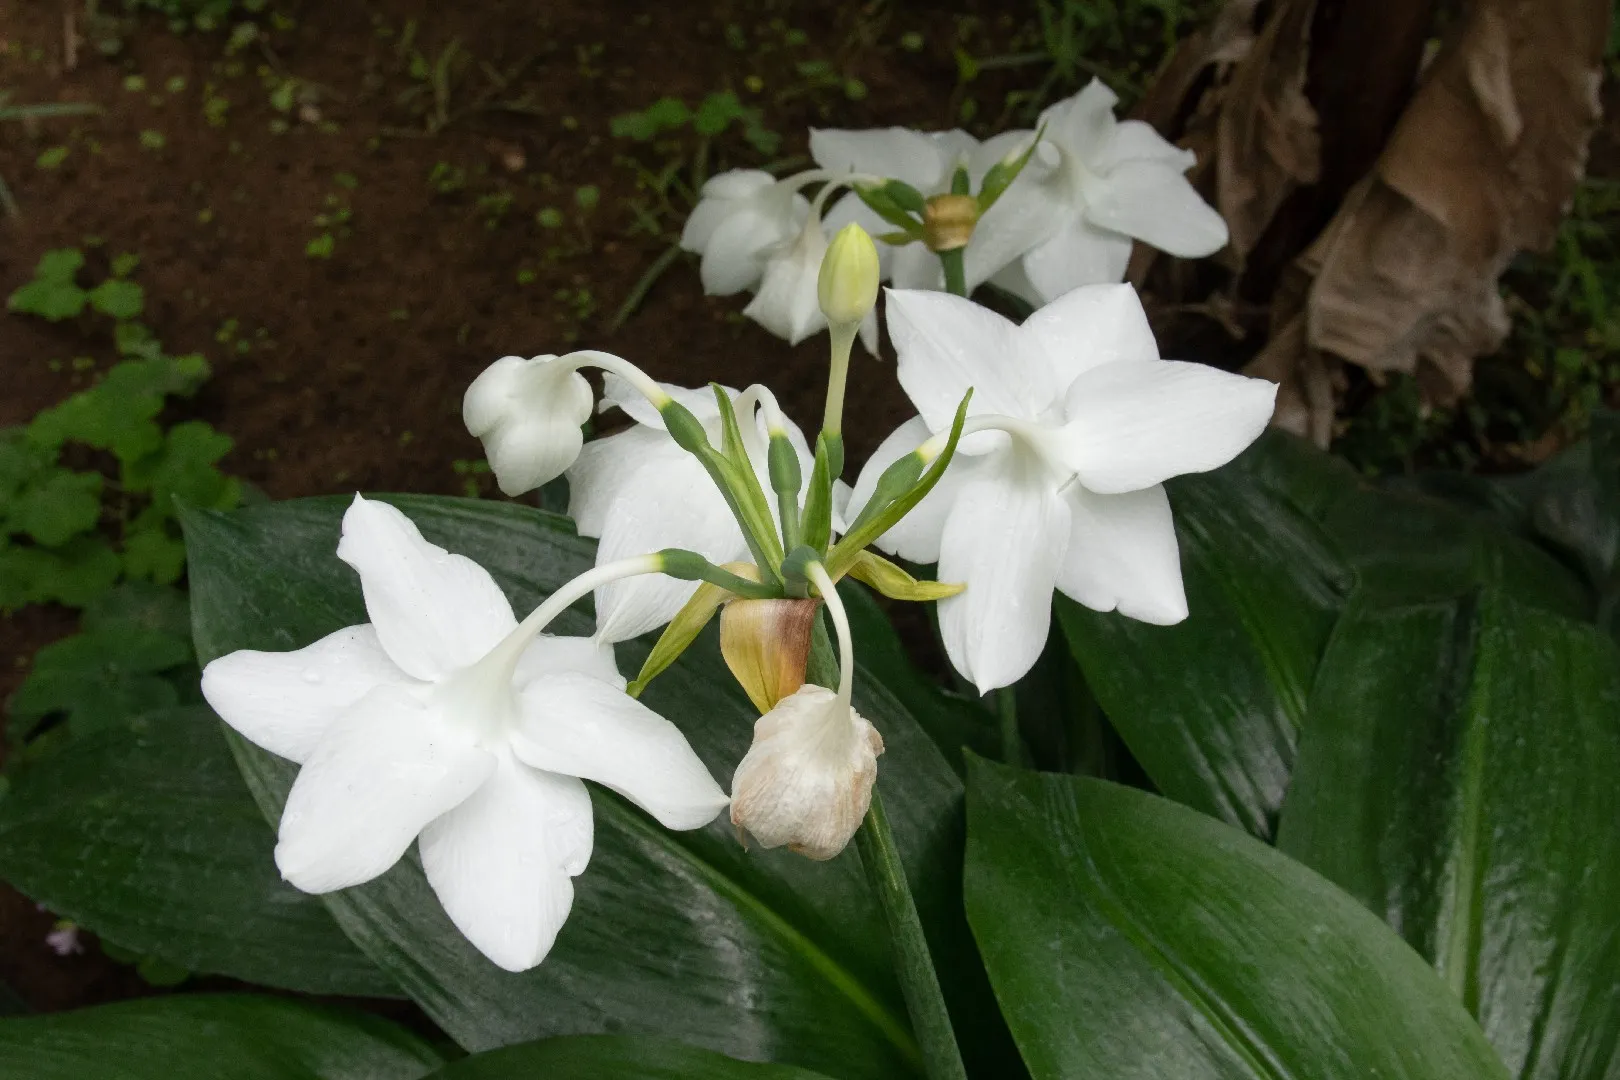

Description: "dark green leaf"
7 280 86 321
87 278 144 320
964 757 1512 1080
1278 588 1620 1079
9 469 102 546
428 1034 836 1078
183 495 1003 1079
82 580 193 639
0 707 399 997
0 995 441 1079
6 625 190 740
121 523 189 584
1057 438 1351 839
0 537 121 610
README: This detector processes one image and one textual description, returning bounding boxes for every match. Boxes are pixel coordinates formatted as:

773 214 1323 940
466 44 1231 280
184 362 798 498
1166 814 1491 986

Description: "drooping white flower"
566 377 823 643
200 495 728 972
847 286 1275 693
989 80 1229 304
730 684 883 860
812 126 1039 292
463 354 594 497
743 215 831 345
729 561 881 861
680 169 810 297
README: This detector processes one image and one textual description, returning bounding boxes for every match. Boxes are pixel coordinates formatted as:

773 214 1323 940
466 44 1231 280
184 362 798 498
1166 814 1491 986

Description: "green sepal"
827 390 971 579
710 385 785 572
875 230 918 247
626 581 729 698
853 182 925 239
766 433 804 551
659 399 712 455
846 549 964 602
950 166 971 196
976 125 1044 214
779 545 823 592
800 431 843 555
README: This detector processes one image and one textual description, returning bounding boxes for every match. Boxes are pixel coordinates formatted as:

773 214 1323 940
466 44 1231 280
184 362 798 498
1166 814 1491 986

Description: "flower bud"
730 684 884 860
816 222 881 330
922 194 978 253
463 355 593 497
719 597 818 715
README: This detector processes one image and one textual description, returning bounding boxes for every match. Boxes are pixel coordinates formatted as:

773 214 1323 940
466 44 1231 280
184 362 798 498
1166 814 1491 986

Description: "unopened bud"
816 222 881 329
922 194 978 252
719 597 819 715
730 684 884 860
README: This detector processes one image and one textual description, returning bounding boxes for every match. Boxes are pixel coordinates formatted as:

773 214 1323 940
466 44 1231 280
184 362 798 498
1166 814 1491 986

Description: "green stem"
996 685 1022 765
823 322 857 437
938 248 967 297
854 791 968 1080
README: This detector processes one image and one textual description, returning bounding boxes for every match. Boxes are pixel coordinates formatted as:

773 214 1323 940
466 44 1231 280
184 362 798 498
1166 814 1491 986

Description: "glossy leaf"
0 994 442 1079
964 757 1512 1080
1057 437 1352 839
0 706 398 997
1278 588 1620 1079
428 1034 836 1078
183 495 1001 1079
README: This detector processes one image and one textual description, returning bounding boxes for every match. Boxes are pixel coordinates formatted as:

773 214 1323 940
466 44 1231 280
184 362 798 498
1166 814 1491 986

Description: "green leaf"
1277 588 1620 1079
82 580 193 639
9 468 102 546
183 495 1007 1078
6 625 190 740
32 248 86 283
87 278 145 319
964 757 1513 1080
124 420 240 510
428 1034 836 1078
1056 437 1351 839
0 707 400 997
0 429 54 509
0 537 121 610
6 279 87 321
692 91 747 136
122 522 189 583
0 995 440 1078
610 97 691 140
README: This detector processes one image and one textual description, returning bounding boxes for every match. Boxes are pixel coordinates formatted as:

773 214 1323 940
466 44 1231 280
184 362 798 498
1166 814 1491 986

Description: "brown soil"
0 0 1038 1016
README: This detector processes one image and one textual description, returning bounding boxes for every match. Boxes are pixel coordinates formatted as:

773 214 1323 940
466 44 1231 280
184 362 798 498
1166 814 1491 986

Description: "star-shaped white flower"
679 169 810 296
200 495 728 972
566 378 826 642
987 80 1228 304
848 286 1275 693
813 126 1036 293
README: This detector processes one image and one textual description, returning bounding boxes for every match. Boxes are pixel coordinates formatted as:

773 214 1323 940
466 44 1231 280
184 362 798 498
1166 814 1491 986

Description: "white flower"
848 286 1275 693
567 378 822 642
729 684 883 860
989 80 1228 304
200 495 728 972
680 169 810 296
812 126 1037 292
463 354 594 497
742 216 830 345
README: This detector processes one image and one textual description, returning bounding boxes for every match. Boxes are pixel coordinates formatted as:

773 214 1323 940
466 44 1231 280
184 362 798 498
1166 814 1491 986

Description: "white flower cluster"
682 80 1228 344
199 80 1270 978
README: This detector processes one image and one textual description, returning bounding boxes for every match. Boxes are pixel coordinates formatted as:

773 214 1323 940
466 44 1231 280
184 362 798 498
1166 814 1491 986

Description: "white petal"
516 634 622 689
463 355 595 497
201 624 417 764
936 449 1072 693
512 673 729 830
419 753 591 972
680 170 776 252
985 261 1045 308
743 223 827 344
1019 282 1160 393
847 417 977 565
1086 162 1228 259
701 208 781 296
810 128 953 190
1041 79 1120 160
886 290 1042 431
1021 217 1135 300
1056 484 1188 624
1057 359 1277 494
591 447 747 642
336 496 517 681
274 685 493 893
699 168 778 200
600 374 725 431
1097 120 1197 171
566 426 667 538
888 244 945 291
963 181 1060 291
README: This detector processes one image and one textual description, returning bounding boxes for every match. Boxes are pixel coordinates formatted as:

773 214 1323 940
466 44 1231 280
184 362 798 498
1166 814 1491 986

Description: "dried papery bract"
719 597 819 715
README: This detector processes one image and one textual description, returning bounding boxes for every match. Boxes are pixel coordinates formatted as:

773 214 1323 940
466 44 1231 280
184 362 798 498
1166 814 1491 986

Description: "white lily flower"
567 377 829 643
200 495 728 972
463 354 594 497
990 80 1229 304
742 215 830 346
680 169 810 297
729 563 882 860
812 126 1038 292
847 286 1276 693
